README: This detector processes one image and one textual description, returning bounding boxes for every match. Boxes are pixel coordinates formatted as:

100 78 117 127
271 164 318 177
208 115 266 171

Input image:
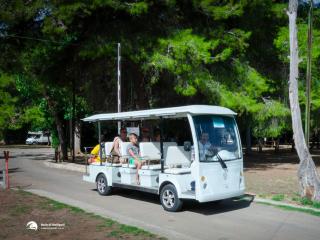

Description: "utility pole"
72 77 75 162
305 0 313 147
117 43 121 134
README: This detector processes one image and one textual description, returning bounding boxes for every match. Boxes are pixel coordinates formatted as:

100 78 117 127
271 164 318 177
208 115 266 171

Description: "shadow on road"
8 167 23 173
184 195 254 215
6 153 55 161
244 149 320 171
0 168 22 175
94 187 254 215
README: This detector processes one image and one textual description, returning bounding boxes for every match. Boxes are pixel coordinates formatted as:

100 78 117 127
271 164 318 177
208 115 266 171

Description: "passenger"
127 133 143 185
141 127 150 142
198 132 213 161
88 135 106 164
153 129 161 142
110 128 127 163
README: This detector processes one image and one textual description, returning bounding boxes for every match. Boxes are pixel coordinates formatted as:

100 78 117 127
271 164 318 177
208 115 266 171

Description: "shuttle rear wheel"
96 174 112 196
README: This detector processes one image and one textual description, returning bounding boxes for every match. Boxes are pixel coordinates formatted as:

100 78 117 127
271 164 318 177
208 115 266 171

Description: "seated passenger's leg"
135 159 142 185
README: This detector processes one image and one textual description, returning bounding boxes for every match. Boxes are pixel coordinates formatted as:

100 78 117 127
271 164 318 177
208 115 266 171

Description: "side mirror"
184 141 191 152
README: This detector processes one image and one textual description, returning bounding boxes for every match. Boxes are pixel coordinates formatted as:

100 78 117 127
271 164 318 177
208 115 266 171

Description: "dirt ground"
0 190 163 240
244 148 320 198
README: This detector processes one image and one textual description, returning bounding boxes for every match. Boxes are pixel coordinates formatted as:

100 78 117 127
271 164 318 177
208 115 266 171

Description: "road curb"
243 194 320 213
43 160 86 173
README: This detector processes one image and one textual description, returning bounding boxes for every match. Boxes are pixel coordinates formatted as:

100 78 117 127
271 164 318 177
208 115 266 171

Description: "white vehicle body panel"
82 105 244 203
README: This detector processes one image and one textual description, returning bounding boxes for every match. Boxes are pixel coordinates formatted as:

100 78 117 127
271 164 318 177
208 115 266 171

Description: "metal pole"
305 0 313 147
72 77 76 162
2 169 6 189
98 121 102 166
160 118 164 173
117 43 121 134
84 147 87 174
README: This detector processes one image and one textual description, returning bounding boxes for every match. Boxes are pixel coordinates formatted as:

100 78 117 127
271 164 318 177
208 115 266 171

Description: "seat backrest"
119 142 132 156
163 142 177 158
105 142 114 155
165 146 191 167
140 142 161 159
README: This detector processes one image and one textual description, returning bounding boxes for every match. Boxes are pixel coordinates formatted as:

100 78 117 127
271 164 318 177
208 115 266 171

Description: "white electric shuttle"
82 105 245 212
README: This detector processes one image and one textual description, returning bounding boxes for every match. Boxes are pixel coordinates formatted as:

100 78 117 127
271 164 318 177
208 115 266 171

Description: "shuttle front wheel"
160 184 183 212
96 174 112 196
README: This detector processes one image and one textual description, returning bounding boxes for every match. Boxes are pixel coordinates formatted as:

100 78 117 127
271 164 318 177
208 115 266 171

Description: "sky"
301 0 320 6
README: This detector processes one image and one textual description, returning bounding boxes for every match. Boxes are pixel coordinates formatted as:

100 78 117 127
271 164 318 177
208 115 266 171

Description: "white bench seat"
111 163 122 167
121 163 136 168
141 164 162 170
164 168 191 174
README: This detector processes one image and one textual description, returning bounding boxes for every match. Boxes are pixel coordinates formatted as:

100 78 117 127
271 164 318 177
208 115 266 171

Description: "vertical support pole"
98 121 102 166
84 147 88 175
72 77 76 162
160 117 164 173
2 169 6 189
117 43 121 134
305 0 313 147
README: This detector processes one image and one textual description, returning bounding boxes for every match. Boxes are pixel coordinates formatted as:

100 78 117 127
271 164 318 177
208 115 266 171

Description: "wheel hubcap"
97 177 106 193
162 189 175 208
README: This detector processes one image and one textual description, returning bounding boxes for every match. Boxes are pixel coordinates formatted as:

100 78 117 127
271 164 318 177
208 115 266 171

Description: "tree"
288 0 320 200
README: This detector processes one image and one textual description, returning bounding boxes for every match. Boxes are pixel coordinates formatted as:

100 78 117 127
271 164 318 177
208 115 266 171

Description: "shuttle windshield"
193 115 241 162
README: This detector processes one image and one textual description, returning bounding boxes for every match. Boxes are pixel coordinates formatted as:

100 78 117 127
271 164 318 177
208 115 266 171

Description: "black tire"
96 174 112 196
160 184 183 212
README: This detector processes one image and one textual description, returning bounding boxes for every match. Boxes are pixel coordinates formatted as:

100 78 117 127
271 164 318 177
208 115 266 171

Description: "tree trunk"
245 120 252 155
53 111 68 161
45 93 68 161
288 0 320 200
258 138 263 153
74 122 81 155
275 138 280 153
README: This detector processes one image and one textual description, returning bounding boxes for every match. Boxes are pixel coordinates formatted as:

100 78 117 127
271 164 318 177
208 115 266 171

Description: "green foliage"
21 106 46 131
252 101 290 138
149 29 218 96
0 0 319 146
194 0 244 20
0 72 19 137
274 15 320 130
128 1 149 16
274 24 320 66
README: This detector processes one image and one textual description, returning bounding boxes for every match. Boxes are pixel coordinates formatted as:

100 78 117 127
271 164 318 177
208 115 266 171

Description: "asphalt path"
2 147 320 240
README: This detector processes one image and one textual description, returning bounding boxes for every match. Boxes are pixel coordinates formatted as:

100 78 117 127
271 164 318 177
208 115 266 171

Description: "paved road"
2 147 320 240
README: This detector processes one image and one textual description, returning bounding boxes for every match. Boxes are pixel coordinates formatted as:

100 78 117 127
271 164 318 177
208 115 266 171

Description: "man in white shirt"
198 132 213 161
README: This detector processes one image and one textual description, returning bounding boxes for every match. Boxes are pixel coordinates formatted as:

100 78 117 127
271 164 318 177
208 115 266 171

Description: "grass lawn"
0 189 164 240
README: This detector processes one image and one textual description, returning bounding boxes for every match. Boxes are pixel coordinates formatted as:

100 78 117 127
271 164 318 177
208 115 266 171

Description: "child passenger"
127 133 143 185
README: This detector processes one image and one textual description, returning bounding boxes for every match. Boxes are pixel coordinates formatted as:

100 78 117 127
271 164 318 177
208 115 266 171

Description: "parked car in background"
25 131 51 145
